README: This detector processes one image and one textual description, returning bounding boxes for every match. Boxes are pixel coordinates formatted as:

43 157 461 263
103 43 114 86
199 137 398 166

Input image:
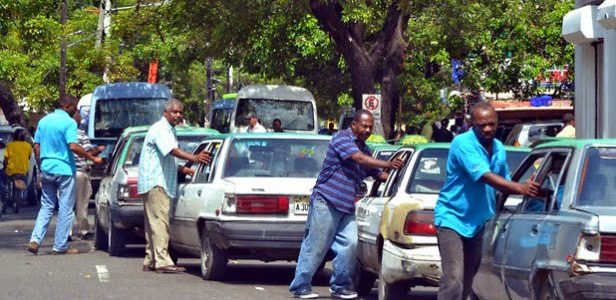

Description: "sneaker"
27 241 39 255
50 247 80 255
329 288 358 299
293 289 319 299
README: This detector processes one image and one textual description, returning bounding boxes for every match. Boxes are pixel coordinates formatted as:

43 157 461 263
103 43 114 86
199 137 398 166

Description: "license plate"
294 196 310 215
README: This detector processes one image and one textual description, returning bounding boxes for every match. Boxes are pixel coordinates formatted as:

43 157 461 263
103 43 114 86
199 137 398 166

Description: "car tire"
94 213 108 251
108 221 127 256
354 262 377 296
200 229 227 281
378 273 409 300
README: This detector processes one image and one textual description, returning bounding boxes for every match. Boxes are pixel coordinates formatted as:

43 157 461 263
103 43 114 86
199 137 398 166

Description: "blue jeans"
289 195 357 294
30 172 76 252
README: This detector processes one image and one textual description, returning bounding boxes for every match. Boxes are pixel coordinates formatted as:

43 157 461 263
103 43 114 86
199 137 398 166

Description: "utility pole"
59 0 68 98
95 0 105 48
227 66 233 92
204 57 213 127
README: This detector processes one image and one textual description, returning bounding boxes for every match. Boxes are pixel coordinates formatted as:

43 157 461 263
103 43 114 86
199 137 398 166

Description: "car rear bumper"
380 240 441 286
110 203 143 230
560 273 616 299
205 220 305 250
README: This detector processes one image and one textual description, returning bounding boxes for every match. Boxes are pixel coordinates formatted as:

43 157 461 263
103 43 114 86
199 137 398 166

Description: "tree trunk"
0 81 26 127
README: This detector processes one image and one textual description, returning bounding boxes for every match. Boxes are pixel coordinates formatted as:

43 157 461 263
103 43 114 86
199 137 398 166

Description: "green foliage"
400 134 430 146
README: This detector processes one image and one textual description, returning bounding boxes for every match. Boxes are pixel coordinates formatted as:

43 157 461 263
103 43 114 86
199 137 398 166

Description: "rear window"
505 150 528 173
406 149 449 194
123 135 205 167
223 138 329 178
577 147 616 206
527 124 562 144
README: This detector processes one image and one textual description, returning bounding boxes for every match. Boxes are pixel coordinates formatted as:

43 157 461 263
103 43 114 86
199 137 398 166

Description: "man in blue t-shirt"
289 110 404 299
434 102 539 299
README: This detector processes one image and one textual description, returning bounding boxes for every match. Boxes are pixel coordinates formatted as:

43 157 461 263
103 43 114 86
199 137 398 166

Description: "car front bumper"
560 273 616 299
205 220 305 250
380 240 441 286
110 203 143 230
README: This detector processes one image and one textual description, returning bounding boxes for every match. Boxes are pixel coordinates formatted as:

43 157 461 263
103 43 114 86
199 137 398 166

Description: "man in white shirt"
244 112 267 133
556 113 575 138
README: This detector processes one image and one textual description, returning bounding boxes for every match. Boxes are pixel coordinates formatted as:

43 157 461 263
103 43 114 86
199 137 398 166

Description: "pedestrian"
433 118 454 142
243 112 266 133
138 98 211 274
273 118 284 132
3 129 32 212
289 109 404 299
556 113 575 138
72 110 106 240
434 102 539 299
326 122 337 135
28 95 103 255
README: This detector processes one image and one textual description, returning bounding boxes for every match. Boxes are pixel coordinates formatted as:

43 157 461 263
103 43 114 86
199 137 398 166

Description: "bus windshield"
234 98 315 131
94 98 167 137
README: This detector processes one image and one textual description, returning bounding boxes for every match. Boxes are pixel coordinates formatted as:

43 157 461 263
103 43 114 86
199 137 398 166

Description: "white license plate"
294 196 310 215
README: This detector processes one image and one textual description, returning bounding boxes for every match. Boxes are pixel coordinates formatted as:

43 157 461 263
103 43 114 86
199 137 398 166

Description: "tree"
0 81 26 126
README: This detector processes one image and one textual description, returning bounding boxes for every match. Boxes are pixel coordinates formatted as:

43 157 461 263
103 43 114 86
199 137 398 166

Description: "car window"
382 150 413 197
577 147 616 206
505 150 528 175
375 150 396 161
502 152 547 209
527 124 562 144
406 148 448 194
222 138 329 178
108 138 128 175
194 142 222 183
123 135 206 168
515 151 569 214
505 124 523 145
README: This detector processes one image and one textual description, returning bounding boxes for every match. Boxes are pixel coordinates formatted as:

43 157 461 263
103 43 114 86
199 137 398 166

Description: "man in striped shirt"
72 110 105 240
289 110 404 299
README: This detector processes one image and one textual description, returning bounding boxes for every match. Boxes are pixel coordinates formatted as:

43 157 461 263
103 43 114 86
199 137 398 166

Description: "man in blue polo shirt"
434 102 539 299
289 110 404 299
28 95 103 255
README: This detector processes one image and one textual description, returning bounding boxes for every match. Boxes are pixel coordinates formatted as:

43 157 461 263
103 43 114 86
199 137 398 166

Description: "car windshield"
577 147 616 206
211 108 232 133
505 150 528 173
123 135 205 167
223 138 329 178
234 98 315 131
94 98 167 137
527 124 562 144
406 148 448 194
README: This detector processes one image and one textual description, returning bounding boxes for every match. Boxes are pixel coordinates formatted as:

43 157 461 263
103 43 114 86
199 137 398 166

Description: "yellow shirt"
4 141 31 176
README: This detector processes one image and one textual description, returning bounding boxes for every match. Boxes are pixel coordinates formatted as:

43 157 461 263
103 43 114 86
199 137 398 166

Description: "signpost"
362 94 384 137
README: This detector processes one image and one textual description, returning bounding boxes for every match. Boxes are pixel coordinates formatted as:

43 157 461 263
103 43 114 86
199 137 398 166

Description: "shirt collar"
470 130 500 157
54 109 69 117
160 116 174 130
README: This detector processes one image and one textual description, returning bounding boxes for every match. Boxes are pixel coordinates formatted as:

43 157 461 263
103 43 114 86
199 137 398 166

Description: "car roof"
367 143 402 152
124 126 219 138
504 145 531 153
398 142 451 151
535 138 616 149
205 132 331 140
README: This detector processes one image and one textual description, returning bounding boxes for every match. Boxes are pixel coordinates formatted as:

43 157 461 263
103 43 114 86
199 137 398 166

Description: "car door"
474 151 547 300
356 149 413 272
96 136 129 231
173 140 224 249
503 150 571 300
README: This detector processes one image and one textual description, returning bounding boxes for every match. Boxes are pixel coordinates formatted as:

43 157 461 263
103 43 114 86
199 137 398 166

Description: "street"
0 205 436 300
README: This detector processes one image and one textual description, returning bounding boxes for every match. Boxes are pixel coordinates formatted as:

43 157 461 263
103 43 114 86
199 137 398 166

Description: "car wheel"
538 275 558 300
354 262 377 296
108 219 127 256
378 273 409 300
94 213 108 251
200 229 227 281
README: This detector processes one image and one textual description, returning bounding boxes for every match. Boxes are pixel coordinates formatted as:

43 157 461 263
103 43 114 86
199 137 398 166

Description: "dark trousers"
437 227 484 300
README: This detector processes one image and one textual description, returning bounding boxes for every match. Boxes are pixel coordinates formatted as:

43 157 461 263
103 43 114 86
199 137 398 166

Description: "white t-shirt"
244 123 267 133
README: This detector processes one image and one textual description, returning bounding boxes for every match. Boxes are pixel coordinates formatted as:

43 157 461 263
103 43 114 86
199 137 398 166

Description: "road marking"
95 265 110 282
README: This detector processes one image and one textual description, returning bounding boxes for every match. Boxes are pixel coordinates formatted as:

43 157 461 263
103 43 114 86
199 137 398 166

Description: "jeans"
30 172 76 252
437 226 484 300
289 195 357 294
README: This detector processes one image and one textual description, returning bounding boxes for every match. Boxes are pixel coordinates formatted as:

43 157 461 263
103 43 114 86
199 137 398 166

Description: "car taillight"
236 195 289 214
118 177 140 201
403 211 436 236
600 235 616 263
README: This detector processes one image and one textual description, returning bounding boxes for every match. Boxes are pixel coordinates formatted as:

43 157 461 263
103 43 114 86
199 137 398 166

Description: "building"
562 0 616 138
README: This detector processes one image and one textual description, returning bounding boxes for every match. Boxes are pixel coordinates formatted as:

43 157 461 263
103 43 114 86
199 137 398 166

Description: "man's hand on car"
518 179 540 197
91 156 104 165
192 151 211 164
388 157 405 169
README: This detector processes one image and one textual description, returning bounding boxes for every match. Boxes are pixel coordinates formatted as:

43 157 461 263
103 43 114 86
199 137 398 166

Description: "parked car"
355 143 530 299
0 125 40 207
368 143 402 161
168 133 331 280
474 139 616 300
504 120 563 147
94 125 218 256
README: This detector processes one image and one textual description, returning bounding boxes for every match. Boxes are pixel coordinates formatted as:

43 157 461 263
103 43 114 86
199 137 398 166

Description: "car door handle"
531 224 540 234
197 190 202 197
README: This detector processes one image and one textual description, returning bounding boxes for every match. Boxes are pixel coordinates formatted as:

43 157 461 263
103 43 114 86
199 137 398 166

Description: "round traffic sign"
364 96 379 110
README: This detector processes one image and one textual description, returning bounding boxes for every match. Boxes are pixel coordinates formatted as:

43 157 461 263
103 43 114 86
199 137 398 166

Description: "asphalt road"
0 205 436 300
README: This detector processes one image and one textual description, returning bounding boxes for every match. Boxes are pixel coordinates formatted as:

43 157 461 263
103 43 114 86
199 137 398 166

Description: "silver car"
475 139 616 300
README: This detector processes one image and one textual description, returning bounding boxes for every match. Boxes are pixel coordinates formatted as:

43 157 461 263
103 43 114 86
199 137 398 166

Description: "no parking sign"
362 94 381 119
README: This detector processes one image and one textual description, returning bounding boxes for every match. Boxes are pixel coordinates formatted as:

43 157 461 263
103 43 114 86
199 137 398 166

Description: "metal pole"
95 0 105 48
59 0 68 98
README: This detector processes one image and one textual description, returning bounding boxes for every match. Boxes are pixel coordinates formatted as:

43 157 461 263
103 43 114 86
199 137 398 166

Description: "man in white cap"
243 112 266 133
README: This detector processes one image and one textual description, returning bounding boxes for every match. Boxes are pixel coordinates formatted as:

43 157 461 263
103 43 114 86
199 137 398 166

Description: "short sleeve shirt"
34 109 78 176
74 129 93 172
313 129 382 213
434 131 510 237
4 141 31 176
137 117 179 198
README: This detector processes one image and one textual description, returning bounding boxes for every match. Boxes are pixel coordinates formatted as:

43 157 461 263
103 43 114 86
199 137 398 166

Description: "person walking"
243 112 266 133
289 110 404 299
3 129 31 213
28 95 103 255
556 113 575 138
138 98 211 274
434 102 539 299
72 111 105 240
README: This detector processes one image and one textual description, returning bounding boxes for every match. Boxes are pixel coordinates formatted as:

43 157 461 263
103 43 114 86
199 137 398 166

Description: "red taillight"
236 195 289 214
403 211 437 236
600 235 616 262
127 177 139 199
